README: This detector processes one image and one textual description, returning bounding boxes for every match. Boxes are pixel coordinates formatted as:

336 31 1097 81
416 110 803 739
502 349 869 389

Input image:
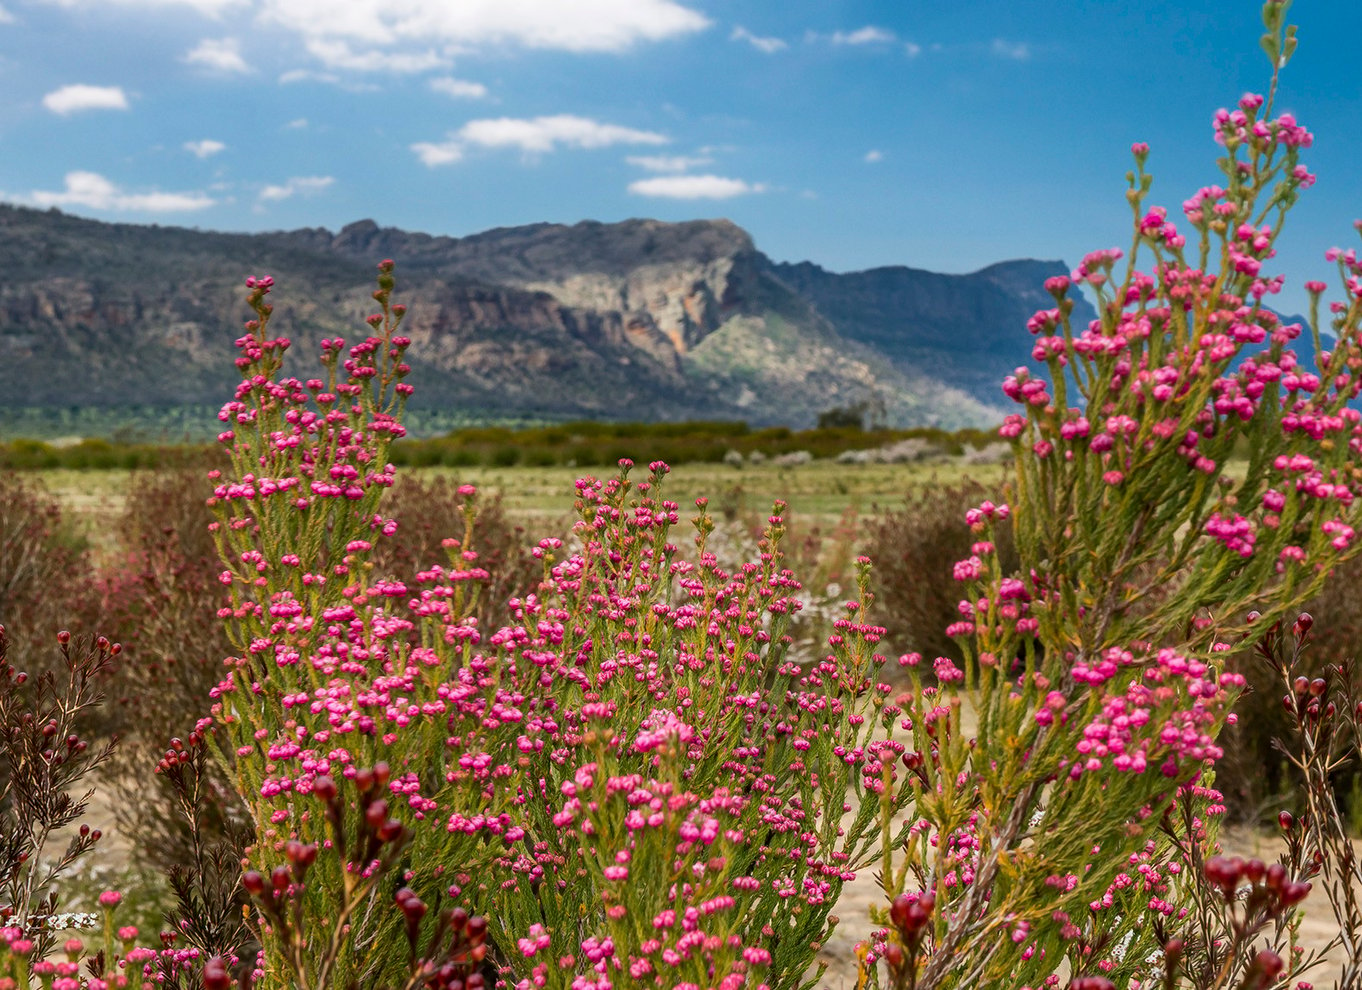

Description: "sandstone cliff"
0 204 1075 435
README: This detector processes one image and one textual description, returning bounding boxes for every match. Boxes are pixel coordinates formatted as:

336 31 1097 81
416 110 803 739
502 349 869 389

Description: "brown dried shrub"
865 479 1017 664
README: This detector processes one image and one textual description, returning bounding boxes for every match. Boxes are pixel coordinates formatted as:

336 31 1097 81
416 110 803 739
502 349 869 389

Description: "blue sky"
2 0 1361 314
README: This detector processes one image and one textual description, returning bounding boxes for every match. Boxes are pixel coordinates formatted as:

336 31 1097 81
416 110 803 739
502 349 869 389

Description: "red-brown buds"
203 957 232 990
313 775 338 802
889 890 935 936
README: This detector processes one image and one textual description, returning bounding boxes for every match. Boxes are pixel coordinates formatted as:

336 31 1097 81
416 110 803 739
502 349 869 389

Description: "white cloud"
305 38 448 73
626 154 713 172
278 67 379 90
284 117 308 128
185 139 227 158
864 149 883 163
33 0 246 13
183 37 251 72
730 25 785 53
462 114 667 153
280 68 333 83
31 171 214 212
628 174 764 199
257 0 709 53
429 76 488 99
42 84 129 115
830 26 896 45
990 38 1031 60
411 141 463 167
904 41 922 57
0 4 14 24
258 175 334 201
413 115 666 166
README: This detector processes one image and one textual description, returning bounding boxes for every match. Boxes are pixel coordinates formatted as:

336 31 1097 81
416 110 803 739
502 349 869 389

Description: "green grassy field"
33 458 1011 554
412 459 1009 517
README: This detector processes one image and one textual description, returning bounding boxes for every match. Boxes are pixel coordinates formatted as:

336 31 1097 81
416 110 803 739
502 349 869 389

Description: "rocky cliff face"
0 204 1069 434
307 217 762 357
765 257 1096 405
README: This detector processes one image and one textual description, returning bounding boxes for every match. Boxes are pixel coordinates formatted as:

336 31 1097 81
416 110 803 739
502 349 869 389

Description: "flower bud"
1279 880 1311 907
203 956 232 990
1265 863 1287 890
1254 949 1284 977
313 776 338 802
365 798 389 830
1163 938 1183 967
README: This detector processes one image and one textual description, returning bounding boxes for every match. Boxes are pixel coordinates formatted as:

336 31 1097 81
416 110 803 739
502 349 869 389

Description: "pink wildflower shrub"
861 4 1362 988
11 5 1362 990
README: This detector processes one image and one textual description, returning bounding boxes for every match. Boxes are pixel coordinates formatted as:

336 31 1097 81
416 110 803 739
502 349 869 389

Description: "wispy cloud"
462 115 667 153
414 114 668 166
429 76 488 99
184 139 226 158
31 171 213 212
42 84 129 115
990 38 1031 60
305 38 448 73
183 37 250 72
278 68 380 91
627 174 764 199
829 26 896 45
280 69 332 84
904 41 922 57
626 154 714 172
0 4 14 24
32 0 247 13
284 117 308 129
411 141 463 167
258 175 334 202
730 25 785 53
864 150 883 163
257 0 709 54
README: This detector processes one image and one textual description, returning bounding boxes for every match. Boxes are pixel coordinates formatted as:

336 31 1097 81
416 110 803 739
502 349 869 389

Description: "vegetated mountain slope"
0 204 1073 432
766 257 1099 406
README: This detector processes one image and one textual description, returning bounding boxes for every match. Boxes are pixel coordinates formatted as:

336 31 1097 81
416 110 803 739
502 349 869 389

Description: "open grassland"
412 458 1009 518
34 458 1011 555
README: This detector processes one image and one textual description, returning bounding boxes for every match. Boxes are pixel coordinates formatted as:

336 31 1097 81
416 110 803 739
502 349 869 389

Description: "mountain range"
0 203 1094 436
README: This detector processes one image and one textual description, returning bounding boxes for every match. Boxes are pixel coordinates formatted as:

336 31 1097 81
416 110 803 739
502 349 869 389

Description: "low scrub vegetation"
8 6 1362 990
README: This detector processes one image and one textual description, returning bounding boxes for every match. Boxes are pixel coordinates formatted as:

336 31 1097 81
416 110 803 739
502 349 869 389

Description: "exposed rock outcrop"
0 204 1074 434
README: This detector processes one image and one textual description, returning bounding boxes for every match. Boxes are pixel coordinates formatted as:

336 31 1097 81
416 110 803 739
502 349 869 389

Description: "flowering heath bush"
859 3 1362 988
12 5 1362 990
199 255 908 988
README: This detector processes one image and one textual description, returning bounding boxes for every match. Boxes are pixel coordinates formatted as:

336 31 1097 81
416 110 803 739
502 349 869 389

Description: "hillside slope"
0 205 1079 434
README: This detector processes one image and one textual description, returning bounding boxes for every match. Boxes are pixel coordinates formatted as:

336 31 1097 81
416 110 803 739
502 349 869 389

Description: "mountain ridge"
0 204 1083 436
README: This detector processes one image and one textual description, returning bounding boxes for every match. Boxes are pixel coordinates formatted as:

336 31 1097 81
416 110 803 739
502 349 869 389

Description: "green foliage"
866 479 1019 663
0 422 999 473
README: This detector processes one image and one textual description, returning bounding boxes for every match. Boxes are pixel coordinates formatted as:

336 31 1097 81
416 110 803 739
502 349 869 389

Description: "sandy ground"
811 825 1354 988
